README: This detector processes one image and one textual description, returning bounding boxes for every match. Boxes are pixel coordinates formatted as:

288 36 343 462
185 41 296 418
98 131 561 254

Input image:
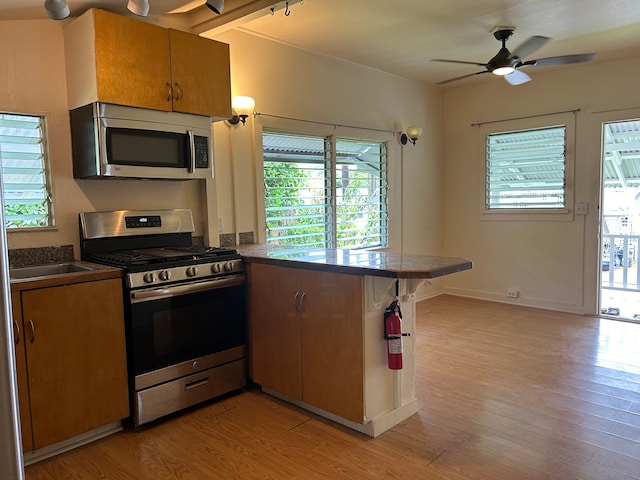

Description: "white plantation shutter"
486 125 566 209
263 131 387 249
0 113 52 228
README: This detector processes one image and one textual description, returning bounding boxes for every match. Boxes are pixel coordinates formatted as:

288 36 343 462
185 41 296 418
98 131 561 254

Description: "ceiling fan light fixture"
205 0 225 14
492 65 515 76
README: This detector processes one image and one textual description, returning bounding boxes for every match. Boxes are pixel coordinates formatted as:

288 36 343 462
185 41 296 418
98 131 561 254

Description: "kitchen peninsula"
237 244 472 437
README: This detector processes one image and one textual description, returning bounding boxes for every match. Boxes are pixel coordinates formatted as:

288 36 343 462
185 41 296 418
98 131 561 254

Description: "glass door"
599 119 640 321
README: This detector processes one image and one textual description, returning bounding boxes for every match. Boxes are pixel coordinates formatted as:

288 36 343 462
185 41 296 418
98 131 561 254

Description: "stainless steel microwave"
70 102 214 180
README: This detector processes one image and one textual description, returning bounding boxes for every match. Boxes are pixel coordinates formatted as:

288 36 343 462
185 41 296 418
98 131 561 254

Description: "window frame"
478 112 576 222
0 110 55 230
257 124 390 250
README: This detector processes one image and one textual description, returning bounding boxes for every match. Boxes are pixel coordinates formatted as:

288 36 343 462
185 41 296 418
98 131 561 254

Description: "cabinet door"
22 279 129 449
93 9 172 111
248 263 302 400
65 8 172 111
11 291 33 452
169 30 232 118
300 269 364 423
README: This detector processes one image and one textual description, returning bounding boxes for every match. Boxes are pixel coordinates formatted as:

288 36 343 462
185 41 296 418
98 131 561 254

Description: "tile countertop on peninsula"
238 243 472 438
234 244 473 279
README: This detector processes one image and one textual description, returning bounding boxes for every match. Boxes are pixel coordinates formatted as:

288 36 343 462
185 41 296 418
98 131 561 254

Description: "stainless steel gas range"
79 209 246 426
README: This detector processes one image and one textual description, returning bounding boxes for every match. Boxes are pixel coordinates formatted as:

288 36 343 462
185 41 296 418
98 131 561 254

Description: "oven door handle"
130 274 245 303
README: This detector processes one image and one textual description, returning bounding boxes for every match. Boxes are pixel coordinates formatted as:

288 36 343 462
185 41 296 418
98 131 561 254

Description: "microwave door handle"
187 129 196 173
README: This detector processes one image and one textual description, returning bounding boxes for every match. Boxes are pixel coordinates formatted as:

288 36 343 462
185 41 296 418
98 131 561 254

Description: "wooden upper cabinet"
169 29 232 118
65 8 232 118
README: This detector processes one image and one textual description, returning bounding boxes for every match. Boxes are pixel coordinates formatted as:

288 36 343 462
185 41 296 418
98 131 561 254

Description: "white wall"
441 57 640 314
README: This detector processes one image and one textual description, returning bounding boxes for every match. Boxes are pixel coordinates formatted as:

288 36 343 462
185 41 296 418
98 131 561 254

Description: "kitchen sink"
9 262 107 280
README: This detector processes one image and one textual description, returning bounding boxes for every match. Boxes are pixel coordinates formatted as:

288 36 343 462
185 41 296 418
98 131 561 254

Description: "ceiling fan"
432 27 596 86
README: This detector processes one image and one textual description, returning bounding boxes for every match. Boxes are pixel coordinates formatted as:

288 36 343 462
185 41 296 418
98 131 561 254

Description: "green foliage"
265 162 326 247
4 202 48 228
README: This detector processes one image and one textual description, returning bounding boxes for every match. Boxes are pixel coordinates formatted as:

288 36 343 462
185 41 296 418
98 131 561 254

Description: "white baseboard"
262 388 418 437
441 287 589 315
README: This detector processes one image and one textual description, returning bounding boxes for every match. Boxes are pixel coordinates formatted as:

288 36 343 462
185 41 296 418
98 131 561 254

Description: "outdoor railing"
601 234 640 291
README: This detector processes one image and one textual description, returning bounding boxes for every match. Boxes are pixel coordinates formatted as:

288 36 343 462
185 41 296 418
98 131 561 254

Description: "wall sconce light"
127 0 150 16
399 125 423 146
205 0 225 14
227 96 256 127
44 0 70 20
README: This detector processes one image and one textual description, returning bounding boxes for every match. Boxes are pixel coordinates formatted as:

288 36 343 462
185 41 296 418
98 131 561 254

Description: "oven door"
128 274 246 381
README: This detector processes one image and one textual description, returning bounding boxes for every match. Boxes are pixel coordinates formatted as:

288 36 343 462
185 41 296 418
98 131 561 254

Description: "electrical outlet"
218 216 224 232
506 289 520 298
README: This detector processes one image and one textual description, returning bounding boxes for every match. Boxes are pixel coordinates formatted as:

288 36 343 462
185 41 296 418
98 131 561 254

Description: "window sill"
480 208 572 222
6 226 59 234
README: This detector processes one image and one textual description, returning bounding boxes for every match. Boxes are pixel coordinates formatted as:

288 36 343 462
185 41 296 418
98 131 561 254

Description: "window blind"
0 113 52 228
263 131 387 249
486 125 566 209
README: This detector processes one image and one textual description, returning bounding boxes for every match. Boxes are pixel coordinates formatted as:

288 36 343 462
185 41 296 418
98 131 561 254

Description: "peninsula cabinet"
248 263 364 423
64 8 232 119
14 278 129 451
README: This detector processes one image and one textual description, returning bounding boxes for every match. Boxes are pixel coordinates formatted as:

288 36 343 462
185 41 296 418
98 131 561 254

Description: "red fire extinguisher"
384 299 406 370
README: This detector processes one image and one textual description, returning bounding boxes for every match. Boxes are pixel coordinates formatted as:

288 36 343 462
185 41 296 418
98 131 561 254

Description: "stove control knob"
224 262 234 272
211 263 222 274
159 270 171 281
186 266 198 277
143 272 156 284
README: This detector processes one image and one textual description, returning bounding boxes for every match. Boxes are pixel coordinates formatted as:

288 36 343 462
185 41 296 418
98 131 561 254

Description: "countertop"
235 244 472 279
9 261 123 292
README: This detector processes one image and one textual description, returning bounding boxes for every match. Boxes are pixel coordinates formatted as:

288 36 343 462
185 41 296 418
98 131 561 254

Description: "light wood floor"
24 295 640 479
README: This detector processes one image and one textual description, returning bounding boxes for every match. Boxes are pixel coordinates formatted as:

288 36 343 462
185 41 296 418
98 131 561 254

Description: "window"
486 125 566 209
0 113 53 228
263 130 387 249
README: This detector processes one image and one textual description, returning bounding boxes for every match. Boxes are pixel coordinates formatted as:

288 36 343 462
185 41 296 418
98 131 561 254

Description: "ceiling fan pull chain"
285 2 290 16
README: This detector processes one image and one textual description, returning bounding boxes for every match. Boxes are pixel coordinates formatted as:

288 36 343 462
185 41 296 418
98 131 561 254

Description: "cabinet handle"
185 377 209 390
27 319 35 343
13 320 19 345
166 82 173 102
300 292 306 313
174 82 183 100
293 291 300 311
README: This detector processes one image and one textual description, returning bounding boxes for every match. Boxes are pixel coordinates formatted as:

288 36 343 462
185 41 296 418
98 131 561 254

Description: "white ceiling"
4 0 640 87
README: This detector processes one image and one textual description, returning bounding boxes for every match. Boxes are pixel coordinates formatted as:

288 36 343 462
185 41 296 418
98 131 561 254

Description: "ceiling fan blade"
436 71 489 85
511 36 550 59
530 53 596 66
432 59 488 67
504 69 531 85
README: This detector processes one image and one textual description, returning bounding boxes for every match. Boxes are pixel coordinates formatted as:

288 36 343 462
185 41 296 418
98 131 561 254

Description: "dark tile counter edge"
240 254 473 279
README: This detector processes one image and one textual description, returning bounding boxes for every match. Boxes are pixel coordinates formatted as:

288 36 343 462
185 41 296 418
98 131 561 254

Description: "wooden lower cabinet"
15 278 129 451
248 263 364 423
12 291 33 452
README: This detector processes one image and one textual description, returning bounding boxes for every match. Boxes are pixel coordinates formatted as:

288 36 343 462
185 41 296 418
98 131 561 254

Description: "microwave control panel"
194 136 210 169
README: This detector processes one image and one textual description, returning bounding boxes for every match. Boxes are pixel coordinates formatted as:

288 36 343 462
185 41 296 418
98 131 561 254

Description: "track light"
205 0 225 14
127 0 150 17
399 125 422 146
44 0 70 20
